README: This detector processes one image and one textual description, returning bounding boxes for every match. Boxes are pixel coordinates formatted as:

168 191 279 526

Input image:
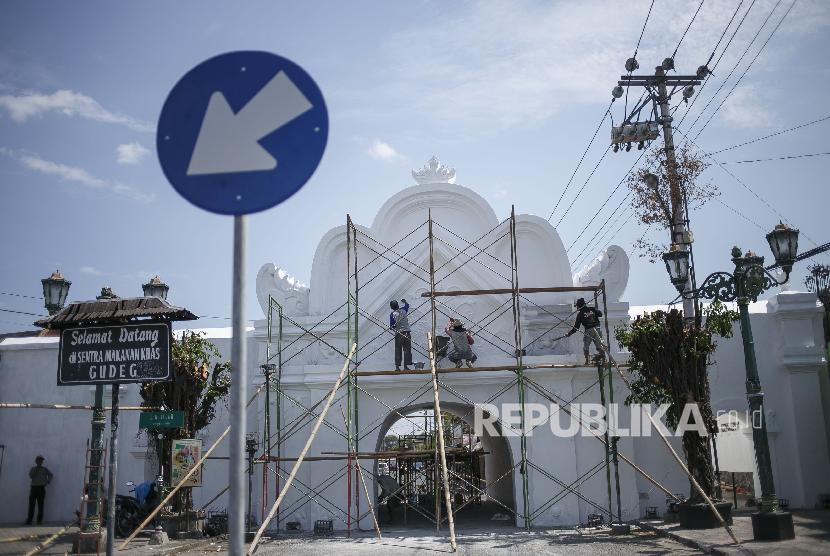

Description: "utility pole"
614 62 701 318
654 65 695 319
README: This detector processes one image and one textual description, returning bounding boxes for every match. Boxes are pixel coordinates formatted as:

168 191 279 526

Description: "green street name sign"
139 410 184 429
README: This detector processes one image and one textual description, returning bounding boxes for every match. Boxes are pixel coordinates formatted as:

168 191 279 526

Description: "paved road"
0 524 703 555
201 527 703 555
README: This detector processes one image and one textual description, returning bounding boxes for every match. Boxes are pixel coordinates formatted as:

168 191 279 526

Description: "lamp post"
245 433 260 531
260 363 275 523
661 222 799 541
41 270 71 315
806 264 830 341
142 276 170 300
81 287 118 540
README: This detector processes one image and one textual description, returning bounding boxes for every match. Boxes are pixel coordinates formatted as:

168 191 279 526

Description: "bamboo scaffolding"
339 406 382 539
0 403 155 410
118 382 267 550
248 345 356 555
421 286 600 297
428 331 457 551
605 353 741 545
258 211 686 541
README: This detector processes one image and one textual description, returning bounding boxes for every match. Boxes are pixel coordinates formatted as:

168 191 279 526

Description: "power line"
673 126 819 248
676 0 758 131
572 207 636 271
624 0 657 120
0 291 43 300
683 0 781 136
633 0 656 58
547 101 614 222
766 241 830 269
571 204 633 268
672 0 706 59
566 147 649 252
706 0 747 67
707 114 830 156
569 191 633 263
715 197 766 232
0 308 46 317
554 147 612 228
722 152 830 164
693 0 797 141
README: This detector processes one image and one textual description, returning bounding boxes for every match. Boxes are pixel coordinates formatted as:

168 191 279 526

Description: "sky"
1 0 829 334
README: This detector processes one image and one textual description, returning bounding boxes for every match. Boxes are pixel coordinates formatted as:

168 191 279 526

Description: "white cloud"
0 89 154 132
2 149 153 202
80 266 101 276
367 0 829 134
116 142 151 165
720 86 772 129
367 140 402 161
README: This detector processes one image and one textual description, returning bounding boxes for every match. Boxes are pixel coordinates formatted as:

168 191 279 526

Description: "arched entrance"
372 401 516 528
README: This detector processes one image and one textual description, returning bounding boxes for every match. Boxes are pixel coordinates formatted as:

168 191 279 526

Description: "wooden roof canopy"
34 296 198 329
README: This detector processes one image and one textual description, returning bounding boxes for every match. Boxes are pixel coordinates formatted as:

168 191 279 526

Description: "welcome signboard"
57 322 171 385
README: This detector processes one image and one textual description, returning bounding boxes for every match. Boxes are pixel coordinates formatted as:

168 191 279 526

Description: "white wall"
1 291 827 526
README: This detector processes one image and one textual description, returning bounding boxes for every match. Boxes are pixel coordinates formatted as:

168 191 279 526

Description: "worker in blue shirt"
390 299 412 371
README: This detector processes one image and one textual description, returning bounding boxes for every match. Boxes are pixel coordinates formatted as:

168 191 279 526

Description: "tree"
626 144 715 261
140 331 231 510
616 301 738 502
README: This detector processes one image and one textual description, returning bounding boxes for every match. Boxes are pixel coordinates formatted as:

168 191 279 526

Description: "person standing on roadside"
26 455 53 525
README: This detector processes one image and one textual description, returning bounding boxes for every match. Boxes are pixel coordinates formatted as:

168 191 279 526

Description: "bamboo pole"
428 332 458 552
247 345 356 555
118 383 266 550
0 403 155 410
340 406 382 540
22 520 77 556
606 354 741 545
523 374 680 502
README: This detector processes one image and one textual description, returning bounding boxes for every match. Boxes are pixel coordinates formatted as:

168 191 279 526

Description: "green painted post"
84 384 106 533
735 290 779 513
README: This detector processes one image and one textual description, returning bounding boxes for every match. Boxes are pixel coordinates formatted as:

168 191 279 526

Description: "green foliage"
627 145 716 261
141 331 231 437
615 301 738 430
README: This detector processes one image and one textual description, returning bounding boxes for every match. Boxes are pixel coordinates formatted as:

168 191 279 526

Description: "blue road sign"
157 51 328 215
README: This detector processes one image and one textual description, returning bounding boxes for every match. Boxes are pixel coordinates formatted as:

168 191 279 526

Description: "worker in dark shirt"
565 298 605 365
26 455 53 525
390 298 412 371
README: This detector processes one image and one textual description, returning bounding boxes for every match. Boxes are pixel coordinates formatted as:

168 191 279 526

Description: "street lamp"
766 222 799 275
661 222 800 541
246 433 260 530
142 276 170 300
41 270 71 315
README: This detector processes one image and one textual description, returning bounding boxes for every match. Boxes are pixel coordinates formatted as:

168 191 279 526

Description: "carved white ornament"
256 263 310 317
412 156 456 184
573 245 630 302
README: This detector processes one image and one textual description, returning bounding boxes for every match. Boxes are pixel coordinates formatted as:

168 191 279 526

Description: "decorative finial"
411 156 456 184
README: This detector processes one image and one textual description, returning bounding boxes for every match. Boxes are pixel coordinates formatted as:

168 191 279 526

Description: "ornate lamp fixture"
805 264 830 306
765 222 799 275
662 244 690 294
142 275 170 300
41 270 71 315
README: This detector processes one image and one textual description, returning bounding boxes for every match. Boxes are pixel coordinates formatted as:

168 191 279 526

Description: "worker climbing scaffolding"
566 298 605 365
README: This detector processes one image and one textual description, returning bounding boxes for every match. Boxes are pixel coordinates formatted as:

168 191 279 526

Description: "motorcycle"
114 480 161 537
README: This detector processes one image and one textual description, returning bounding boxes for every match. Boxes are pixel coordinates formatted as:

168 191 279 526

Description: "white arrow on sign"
186 71 313 176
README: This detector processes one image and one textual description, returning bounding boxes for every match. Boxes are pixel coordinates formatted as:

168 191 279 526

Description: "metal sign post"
105 385 119 556
156 50 328 554
229 215 247 553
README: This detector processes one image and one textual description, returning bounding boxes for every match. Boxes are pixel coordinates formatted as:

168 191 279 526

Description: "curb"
636 520 729 555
